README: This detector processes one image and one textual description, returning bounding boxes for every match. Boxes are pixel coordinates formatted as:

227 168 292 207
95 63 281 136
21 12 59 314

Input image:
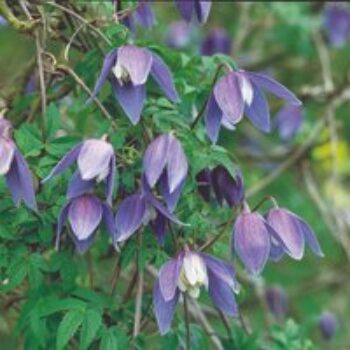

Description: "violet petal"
115 193 147 242
68 195 102 241
214 72 244 123
143 134 169 188
159 255 183 302
154 280 180 335
233 212 270 275
247 71 302 106
42 143 82 183
150 51 179 103
205 94 223 144
166 135 188 193
112 79 145 125
91 48 118 99
67 170 95 199
208 270 238 317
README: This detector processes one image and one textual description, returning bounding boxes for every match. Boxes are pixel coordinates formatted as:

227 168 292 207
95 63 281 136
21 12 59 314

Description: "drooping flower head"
91 45 179 124
201 27 231 56
154 250 238 335
0 117 37 210
232 205 274 275
43 138 116 204
318 311 338 341
56 194 115 254
114 0 155 31
205 68 302 143
175 0 212 24
266 207 324 261
196 165 244 207
323 3 350 48
274 104 303 141
143 133 188 195
265 286 288 321
166 20 193 49
115 177 186 245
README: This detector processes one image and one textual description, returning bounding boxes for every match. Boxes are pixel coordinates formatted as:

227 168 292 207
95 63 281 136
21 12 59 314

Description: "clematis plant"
0 118 37 210
196 165 244 207
266 207 324 261
56 194 115 254
318 311 338 341
166 20 192 49
115 177 185 244
143 133 188 196
265 285 288 321
154 249 238 335
43 138 116 204
205 68 302 143
175 0 212 24
114 0 155 31
201 27 231 56
91 45 179 124
323 3 350 48
274 104 303 141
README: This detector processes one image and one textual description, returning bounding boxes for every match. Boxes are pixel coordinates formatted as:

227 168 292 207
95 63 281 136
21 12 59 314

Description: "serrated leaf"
56 309 85 350
79 309 102 350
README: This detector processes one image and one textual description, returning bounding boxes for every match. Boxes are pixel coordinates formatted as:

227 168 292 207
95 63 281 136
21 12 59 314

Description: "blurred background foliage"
0 1 349 349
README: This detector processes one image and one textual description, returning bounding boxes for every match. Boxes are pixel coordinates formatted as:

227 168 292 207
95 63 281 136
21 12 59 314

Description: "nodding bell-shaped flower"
56 194 115 254
175 0 212 24
143 133 188 196
0 118 37 210
323 3 350 48
114 177 186 245
266 208 324 261
196 166 244 207
274 105 303 141
265 285 288 321
205 68 302 143
154 250 238 335
201 27 231 56
42 138 116 204
166 21 192 49
318 311 338 341
91 45 179 125
114 0 155 32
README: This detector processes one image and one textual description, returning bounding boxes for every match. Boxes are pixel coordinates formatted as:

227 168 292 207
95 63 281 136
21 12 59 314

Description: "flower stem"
251 195 278 212
183 293 191 350
190 63 227 130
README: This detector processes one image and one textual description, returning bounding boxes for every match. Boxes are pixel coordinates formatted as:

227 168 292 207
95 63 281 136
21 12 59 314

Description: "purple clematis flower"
43 138 116 205
91 45 179 124
323 3 350 48
114 0 155 31
232 206 274 275
265 286 288 321
175 0 212 24
319 311 338 341
201 27 231 56
143 133 188 195
115 178 186 245
274 104 303 141
205 69 302 143
0 118 37 210
266 208 324 261
56 194 115 254
166 20 192 49
196 166 244 207
154 250 238 335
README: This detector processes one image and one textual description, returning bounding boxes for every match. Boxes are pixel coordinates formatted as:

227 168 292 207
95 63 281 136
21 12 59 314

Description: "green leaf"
45 103 61 140
79 309 102 350
100 327 128 350
56 309 85 350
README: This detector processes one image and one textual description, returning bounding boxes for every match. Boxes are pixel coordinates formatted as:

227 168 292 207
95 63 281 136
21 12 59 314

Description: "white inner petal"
239 74 254 106
178 253 208 298
112 62 130 85
0 138 15 175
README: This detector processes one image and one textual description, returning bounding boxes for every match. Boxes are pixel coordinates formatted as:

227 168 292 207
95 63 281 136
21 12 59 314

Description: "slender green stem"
251 195 278 212
183 293 191 350
190 63 229 130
